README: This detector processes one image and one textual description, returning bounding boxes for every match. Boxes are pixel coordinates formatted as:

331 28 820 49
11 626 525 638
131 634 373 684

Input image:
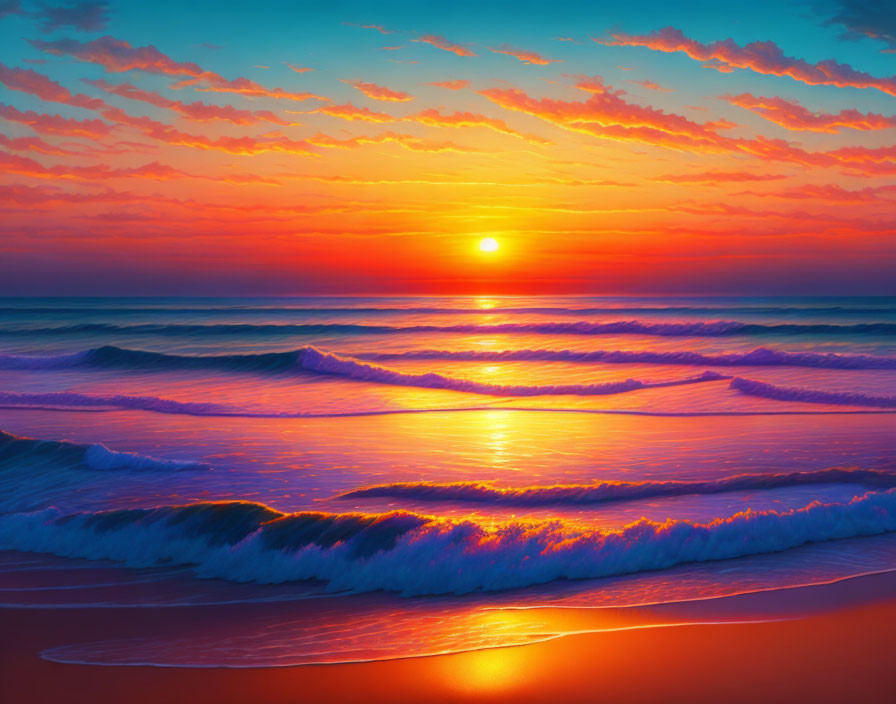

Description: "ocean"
0 295 894 667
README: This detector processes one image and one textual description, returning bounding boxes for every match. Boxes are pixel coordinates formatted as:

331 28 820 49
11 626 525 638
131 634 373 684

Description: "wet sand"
2 572 895 704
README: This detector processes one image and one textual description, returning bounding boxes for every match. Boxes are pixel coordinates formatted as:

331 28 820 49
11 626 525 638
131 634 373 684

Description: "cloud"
28 35 329 102
723 92 896 132
0 133 73 155
659 170 786 184
412 35 476 57
285 63 313 73
0 103 112 137
35 1 109 32
0 64 314 158
410 108 549 144
309 102 395 122
603 27 896 96
427 79 470 90
83 78 290 125
477 77 896 174
0 151 190 181
360 24 392 35
820 0 896 50
738 183 896 202
0 62 103 109
96 105 317 156
0 1 23 19
478 76 731 151
308 131 478 153
627 79 673 92
344 80 413 102
29 35 203 74
488 45 560 65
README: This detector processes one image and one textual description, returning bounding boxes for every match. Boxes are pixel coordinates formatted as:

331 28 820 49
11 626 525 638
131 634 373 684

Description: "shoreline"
2 570 895 703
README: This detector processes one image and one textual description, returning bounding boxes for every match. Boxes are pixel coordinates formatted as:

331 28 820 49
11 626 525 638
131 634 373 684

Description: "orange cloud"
628 79 673 92
723 93 896 132
488 45 560 65
285 64 314 73
345 80 413 102
409 108 549 144
478 76 730 151
310 102 395 122
413 35 476 57
83 79 290 125
428 79 470 90
603 27 896 97
308 131 478 153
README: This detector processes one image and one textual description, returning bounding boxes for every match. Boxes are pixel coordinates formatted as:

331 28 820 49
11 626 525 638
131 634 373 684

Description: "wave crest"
337 468 896 506
0 430 207 472
2 491 895 595
731 377 896 408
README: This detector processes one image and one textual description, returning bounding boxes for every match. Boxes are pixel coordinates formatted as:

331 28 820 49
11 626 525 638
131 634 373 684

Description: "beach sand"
1 571 894 704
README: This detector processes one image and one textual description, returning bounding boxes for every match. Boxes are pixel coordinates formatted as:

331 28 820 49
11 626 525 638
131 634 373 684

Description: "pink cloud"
659 171 786 184
84 79 290 125
603 27 896 96
0 104 112 137
28 36 328 102
0 62 103 109
0 133 73 155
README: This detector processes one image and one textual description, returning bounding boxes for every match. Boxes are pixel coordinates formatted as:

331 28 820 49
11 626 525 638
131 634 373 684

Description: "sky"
1 0 896 296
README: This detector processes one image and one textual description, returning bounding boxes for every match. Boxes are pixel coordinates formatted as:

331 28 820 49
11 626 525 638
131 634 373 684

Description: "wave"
731 378 896 408
296 347 729 396
359 347 896 370
336 468 896 506
0 346 730 397
4 391 892 420
2 491 895 595
0 430 207 472
1 321 895 337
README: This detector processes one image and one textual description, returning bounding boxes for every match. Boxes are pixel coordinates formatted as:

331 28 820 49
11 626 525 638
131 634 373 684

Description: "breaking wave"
2 491 895 595
0 346 729 397
359 347 896 370
0 430 207 472
1 321 895 337
337 468 896 506
731 377 896 408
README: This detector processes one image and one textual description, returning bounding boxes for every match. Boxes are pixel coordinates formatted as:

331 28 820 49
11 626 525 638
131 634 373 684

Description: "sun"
479 237 499 253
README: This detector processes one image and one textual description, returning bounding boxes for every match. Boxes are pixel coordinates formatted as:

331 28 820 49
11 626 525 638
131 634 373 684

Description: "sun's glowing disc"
479 237 499 252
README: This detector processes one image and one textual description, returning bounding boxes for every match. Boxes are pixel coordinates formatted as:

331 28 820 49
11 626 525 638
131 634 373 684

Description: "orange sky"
1 1 895 294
